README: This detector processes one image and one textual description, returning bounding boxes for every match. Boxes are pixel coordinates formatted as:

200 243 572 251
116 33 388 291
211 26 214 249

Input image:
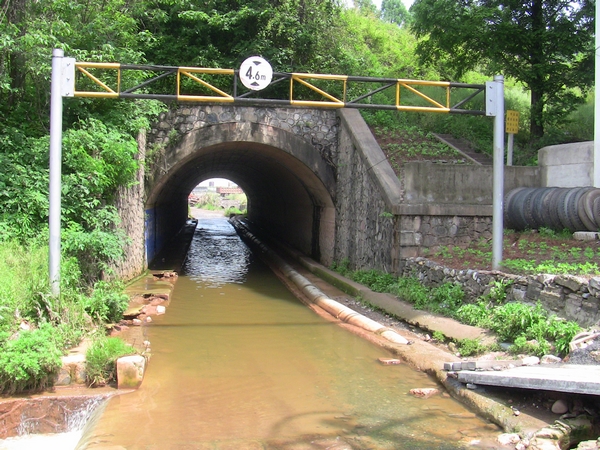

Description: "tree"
410 0 594 141
138 0 342 73
381 0 412 27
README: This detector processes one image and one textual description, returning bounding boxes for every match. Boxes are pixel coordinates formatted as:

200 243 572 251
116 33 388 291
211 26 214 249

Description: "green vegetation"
191 192 248 216
224 207 245 216
411 0 593 142
0 323 65 394
455 338 489 358
331 265 581 357
433 230 600 275
193 193 222 211
85 336 136 387
0 241 131 394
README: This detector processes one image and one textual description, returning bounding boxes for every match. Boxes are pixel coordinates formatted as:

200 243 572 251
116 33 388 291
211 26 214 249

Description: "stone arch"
145 109 338 266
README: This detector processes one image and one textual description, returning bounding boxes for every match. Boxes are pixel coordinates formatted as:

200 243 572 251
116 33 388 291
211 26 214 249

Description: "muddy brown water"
75 217 501 449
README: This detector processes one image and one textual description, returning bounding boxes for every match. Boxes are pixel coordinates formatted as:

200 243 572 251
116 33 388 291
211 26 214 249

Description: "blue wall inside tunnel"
145 194 189 266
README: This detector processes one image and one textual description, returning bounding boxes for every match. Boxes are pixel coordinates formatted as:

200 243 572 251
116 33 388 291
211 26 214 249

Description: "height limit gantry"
49 51 505 295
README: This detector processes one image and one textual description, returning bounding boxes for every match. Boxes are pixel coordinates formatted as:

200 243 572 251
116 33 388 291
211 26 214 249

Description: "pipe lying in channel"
230 217 408 346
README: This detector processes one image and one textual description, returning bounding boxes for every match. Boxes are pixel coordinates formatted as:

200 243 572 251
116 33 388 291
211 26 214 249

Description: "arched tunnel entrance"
144 119 337 268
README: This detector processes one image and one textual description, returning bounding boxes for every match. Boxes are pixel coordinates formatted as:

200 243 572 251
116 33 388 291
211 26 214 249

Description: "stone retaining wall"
112 130 147 280
397 214 493 259
398 257 600 328
333 110 398 272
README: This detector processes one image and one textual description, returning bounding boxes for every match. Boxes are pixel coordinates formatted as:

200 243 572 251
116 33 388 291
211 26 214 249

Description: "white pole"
595 0 600 187
49 49 64 295
491 75 505 270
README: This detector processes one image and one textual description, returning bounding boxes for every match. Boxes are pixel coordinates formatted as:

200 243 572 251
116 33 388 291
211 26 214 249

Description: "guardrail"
73 62 485 115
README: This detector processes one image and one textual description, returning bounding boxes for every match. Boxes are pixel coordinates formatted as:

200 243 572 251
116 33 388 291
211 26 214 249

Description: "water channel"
70 215 501 449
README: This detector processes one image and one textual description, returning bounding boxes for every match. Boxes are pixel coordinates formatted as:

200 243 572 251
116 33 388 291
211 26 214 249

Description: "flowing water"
74 216 500 449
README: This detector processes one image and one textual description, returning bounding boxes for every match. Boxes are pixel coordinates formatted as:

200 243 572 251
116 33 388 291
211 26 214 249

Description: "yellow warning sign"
506 110 520 134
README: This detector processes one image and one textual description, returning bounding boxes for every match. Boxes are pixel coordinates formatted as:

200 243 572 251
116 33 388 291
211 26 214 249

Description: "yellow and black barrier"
73 62 485 115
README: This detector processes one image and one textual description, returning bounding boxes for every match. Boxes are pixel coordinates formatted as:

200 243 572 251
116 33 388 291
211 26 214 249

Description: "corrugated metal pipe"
504 187 600 232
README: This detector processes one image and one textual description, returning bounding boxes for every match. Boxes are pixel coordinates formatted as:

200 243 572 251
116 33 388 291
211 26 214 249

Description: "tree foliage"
333 8 423 78
381 0 412 27
410 0 595 140
138 0 343 73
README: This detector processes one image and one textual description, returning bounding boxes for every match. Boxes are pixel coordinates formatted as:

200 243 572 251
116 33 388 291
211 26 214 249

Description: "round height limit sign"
239 56 273 91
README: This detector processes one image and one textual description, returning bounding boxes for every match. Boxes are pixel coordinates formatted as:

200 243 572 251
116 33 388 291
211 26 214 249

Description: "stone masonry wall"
334 117 396 272
148 105 340 170
397 215 493 259
112 130 147 280
399 257 600 328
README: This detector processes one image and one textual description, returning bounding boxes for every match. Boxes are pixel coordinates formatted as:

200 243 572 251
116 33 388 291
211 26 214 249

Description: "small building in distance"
216 186 244 196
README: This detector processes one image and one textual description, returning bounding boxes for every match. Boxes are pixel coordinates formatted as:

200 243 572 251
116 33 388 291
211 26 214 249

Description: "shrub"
391 277 429 309
224 206 244 216
491 302 547 342
0 324 65 394
82 280 130 323
454 302 491 328
509 336 551 357
85 336 136 387
428 282 464 313
330 259 351 277
546 319 581 356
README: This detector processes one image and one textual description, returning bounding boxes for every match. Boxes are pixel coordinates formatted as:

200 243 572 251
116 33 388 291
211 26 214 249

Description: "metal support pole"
491 75 505 270
49 49 64 296
595 0 600 187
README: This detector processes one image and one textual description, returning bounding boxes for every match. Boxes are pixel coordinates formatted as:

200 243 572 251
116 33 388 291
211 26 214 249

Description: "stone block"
55 368 72 386
526 281 542 300
555 275 585 293
509 286 527 302
117 355 146 390
400 247 419 258
566 295 583 320
589 277 600 296
539 289 563 311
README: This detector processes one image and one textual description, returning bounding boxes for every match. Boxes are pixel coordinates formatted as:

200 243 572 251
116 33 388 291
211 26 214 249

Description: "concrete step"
456 364 600 395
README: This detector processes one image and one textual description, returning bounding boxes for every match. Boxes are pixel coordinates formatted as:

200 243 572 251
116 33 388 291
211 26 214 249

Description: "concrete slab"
456 364 600 396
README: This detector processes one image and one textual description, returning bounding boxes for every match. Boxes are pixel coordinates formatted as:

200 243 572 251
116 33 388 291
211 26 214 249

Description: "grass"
85 335 136 387
331 265 581 358
0 240 131 394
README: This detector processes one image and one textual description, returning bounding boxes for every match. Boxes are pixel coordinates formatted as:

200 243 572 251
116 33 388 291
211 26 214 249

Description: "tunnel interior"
145 134 336 268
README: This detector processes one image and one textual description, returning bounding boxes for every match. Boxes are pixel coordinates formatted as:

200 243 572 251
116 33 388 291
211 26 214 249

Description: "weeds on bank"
85 336 136 387
330 264 581 357
0 241 131 394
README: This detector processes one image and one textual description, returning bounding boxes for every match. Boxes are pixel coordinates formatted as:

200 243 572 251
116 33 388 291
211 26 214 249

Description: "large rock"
551 399 569 414
117 355 146 389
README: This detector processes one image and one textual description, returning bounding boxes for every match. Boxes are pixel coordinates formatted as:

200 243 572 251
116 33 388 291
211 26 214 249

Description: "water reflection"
184 218 251 287
76 216 500 449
